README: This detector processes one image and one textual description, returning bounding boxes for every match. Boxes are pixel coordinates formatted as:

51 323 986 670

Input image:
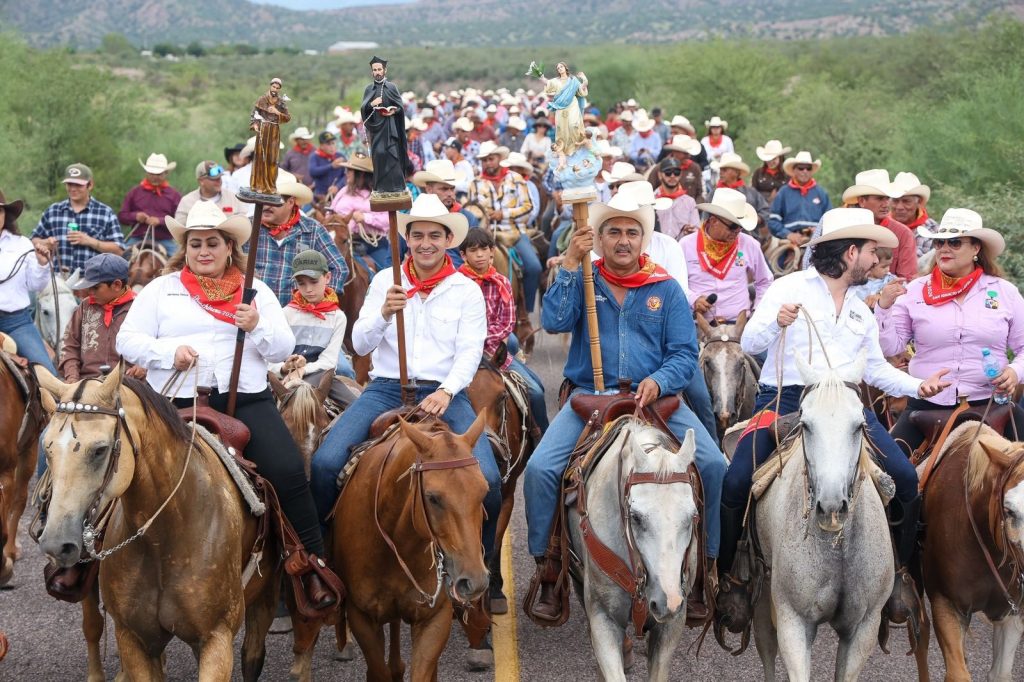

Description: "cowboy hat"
476 141 510 159
712 152 750 177
589 192 656 257
663 134 702 156
781 151 822 176
166 200 251 244
0 190 25 222
593 140 623 159
669 115 696 134
697 188 758 231
340 153 373 174
601 161 640 185
241 135 283 159
396 193 468 246
616 180 673 211
405 117 428 132
334 109 359 125
917 207 1005 256
756 139 792 163
891 172 931 203
704 116 728 131
289 126 314 141
420 106 435 119
276 169 314 205
223 143 245 164
500 152 533 174
618 110 634 123
841 169 904 203
506 116 527 132
453 117 475 132
411 159 464 188
806 207 898 248
625 98 639 108
633 113 656 133
139 153 176 174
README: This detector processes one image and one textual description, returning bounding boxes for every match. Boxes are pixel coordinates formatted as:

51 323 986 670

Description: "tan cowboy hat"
806 208 898 248
166 200 250 244
664 134 702 156
340 152 373 174
0 190 25 222
917 208 1005 256
334 109 359 125
704 116 728 131
589 192 656 257
276 169 314 205
617 180 673 211
841 169 904 203
500 151 533 174
476 141 510 159
782 151 822 176
669 115 696 134
891 172 931 203
411 159 464 188
697 187 758 231
506 116 527 132
139 153 176 174
396 193 468 246
712 152 750 177
756 139 792 163
289 126 314 141
453 117 475 132
601 161 639 185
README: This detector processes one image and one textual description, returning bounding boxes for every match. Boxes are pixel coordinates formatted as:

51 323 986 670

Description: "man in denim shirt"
524 193 725 622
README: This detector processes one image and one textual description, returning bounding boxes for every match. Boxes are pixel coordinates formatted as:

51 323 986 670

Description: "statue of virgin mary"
539 62 588 168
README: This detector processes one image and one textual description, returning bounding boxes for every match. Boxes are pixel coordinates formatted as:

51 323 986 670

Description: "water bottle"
981 347 1009 404
68 221 79 232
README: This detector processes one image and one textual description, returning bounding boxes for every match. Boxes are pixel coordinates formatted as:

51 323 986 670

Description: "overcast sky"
248 0 409 9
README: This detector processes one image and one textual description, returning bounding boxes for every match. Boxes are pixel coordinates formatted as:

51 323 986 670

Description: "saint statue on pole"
243 77 290 204
361 55 413 209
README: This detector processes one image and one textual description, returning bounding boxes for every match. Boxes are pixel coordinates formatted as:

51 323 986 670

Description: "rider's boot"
529 556 564 622
685 556 711 626
884 494 923 626
715 503 754 633
302 568 338 611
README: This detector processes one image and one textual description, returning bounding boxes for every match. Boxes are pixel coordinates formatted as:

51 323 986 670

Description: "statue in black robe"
360 56 413 197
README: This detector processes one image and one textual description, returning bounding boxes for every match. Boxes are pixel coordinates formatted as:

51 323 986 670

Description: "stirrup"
879 567 925 654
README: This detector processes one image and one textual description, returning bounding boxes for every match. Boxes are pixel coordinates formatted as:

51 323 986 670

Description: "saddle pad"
501 370 531 420
560 416 637 508
192 424 265 516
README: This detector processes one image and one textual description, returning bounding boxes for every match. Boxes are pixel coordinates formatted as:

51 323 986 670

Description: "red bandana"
788 178 817 196
717 179 745 189
656 185 687 201
180 266 245 324
904 209 930 230
594 255 673 289
404 255 457 298
451 202 463 213
458 264 513 303
678 158 696 172
292 143 312 154
265 206 301 238
480 167 509 187
315 149 334 160
708 135 722 148
140 179 168 196
339 131 356 146
89 289 135 327
287 287 340 319
923 266 982 306
763 166 780 176
639 130 654 139
696 228 740 280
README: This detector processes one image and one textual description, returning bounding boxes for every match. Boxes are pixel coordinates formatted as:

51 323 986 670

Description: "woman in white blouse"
117 201 338 610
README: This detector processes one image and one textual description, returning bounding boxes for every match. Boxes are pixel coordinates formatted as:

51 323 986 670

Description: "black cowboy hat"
0 189 24 221
223 143 245 165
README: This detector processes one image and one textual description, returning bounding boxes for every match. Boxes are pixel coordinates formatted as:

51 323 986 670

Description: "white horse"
751 353 893 681
35 271 77 352
568 419 700 682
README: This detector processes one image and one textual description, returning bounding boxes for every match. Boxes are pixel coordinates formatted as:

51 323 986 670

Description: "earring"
227 254 233 268
974 255 979 262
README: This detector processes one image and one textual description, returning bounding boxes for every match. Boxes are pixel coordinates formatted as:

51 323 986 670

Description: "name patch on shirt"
848 310 864 323
647 295 662 311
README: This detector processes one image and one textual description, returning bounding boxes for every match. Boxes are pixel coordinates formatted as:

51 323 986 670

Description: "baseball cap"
71 254 130 290
318 131 336 144
195 161 225 179
291 250 329 279
64 163 93 186
659 157 682 172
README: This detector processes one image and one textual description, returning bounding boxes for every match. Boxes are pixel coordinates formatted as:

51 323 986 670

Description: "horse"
492 241 536 357
324 211 374 384
695 312 759 441
745 353 893 681
33 365 289 681
126 242 169 291
566 418 701 682
913 421 1024 682
34 272 77 353
269 370 336 471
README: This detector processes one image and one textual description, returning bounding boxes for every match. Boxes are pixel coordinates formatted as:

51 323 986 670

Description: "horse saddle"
369 405 422 439
908 404 1013 444
178 405 251 455
569 390 680 432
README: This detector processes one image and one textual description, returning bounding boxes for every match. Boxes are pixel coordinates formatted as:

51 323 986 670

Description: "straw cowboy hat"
807 207 898 248
593 140 623 159
917 208 1005 256
841 169 904 203
633 113 656 133
411 159 464 188
276 169 314 205
476 141 510 159
704 116 728 131
601 161 642 185
756 140 792 163
406 117 428 132
0 190 25 223
334 109 359 126
500 152 533 174
289 127 314 141
625 98 639 109
589 192 656 257
697 187 758 231
139 153 176 174
616 180 673 211
781 151 822 176
340 152 373 174
712 152 750 177
892 172 931 203
453 117 475 132
669 115 696 134
506 116 527 132
166 200 250 244
396 193 468 246
663 134 703 156
618 110 635 123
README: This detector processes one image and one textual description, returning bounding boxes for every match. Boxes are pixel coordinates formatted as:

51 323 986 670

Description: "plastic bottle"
981 347 1009 404
68 221 79 232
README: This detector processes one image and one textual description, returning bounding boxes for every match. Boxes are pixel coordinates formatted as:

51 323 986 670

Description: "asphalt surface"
1 325 1021 680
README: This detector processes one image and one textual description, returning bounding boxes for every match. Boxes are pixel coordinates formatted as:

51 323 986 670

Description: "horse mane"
802 368 856 412
121 376 191 441
960 421 1021 496
284 382 322 429
626 418 687 478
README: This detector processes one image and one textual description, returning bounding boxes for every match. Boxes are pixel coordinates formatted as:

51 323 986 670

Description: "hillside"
2 0 1020 50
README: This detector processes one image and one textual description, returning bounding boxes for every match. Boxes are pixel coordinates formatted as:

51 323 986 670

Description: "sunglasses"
936 238 966 250
203 164 225 179
661 169 682 176
793 165 813 171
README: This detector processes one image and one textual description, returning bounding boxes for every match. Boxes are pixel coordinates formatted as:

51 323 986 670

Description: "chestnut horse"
323 212 374 384
33 366 290 681
492 243 536 357
126 243 169 291
914 422 1024 682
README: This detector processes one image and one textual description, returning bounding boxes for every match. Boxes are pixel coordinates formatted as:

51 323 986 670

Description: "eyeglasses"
661 169 682 177
793 165 813 171
936 238 965 250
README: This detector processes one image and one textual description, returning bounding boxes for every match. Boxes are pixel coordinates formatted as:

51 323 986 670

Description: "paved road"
1 326 1021 680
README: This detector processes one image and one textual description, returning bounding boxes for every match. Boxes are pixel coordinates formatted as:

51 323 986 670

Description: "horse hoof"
0 557 13 586
622 635 635 671
269 616 293 635
466 646 494 671
334 641 356 661
490 595 508 615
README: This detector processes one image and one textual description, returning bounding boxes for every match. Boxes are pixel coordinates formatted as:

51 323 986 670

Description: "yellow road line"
493 527 521 681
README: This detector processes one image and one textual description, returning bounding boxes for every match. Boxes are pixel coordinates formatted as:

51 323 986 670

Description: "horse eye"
630 510 646 528
1006 507 1019 521
426 492 443 508
88 443 111 463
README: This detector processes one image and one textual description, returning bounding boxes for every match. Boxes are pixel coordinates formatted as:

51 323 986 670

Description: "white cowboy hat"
276 169 314 205
396 193 468 247
601 161 639 184
334 109 359 125
755 139 792 163
589 192 656 257
485 104 498 113
453 117 475 132
711 152 750 177
633 113 656 133
625 98 639 108
405 117 428 132
891 172 931 203
663 134 702 156
500 151 533 174
917 208 1005 256
420 107 435 119
411 159 465 188
616 180 673 211
593 140 623 159
139 153 176 174
669 115 696 134
241 135 284 159
289 126 314 141
476 141 510 159
506 116 527 132
704 116 728 131
618 110 634 123
696 187 758 231
781 151 822 176
841 169 904 203
166 200 250 244
807 208 898 248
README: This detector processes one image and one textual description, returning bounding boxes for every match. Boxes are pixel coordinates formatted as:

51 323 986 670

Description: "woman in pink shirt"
328 153 391 268
876 208 1024 452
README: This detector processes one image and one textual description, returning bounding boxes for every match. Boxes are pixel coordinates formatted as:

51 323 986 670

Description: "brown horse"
126 243 169 291
492 243 536 357
914 422 1024 682
33 366 289 681
323 212 375 384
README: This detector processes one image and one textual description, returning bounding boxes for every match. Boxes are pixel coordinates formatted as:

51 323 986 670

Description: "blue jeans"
0 308 57 375
506 232 541 314
509 356 549 433
355 235 392 270
722 384 918 508
334 353 355 380
684 366 719 446
524 388 725 558
310 378 502 555
125 235 177 256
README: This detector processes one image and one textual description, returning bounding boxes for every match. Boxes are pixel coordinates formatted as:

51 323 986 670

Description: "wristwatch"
439 387 454 399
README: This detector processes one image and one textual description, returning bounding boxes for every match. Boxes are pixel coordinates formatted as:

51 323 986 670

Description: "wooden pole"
226 202 266 417
573 201 604 392
387 209 415 405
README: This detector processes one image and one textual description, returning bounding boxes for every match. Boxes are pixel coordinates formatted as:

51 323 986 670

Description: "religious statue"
245 77 291 202
360 56 413 205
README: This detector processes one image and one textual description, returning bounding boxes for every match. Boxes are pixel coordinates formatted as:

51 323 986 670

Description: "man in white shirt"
309 194 502 554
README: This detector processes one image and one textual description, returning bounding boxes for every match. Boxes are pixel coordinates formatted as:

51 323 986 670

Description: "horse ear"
399 417 434 451
694 314 713 343
315 370 334 404
267 372 288 401
734 310 749 339
33 364 65 413
677 428 696 463
793 351 817 385
979 438 1008 466
462 407 489 447
96 362 123 404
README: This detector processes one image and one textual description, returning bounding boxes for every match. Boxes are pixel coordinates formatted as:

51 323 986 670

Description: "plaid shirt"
245 213 349 306
32 197 125 276
474 271 516 369
468 171 533 230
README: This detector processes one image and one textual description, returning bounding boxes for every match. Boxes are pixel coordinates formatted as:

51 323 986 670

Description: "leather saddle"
369 405 421 439
908 404 1014 444
569 389 679 430
178 405 251 455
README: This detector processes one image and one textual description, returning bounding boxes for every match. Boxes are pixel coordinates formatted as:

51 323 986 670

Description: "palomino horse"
747 353 893 681
914 421 1024 682
269 370 336 470
34 366 287 681
126 242 169 291
34 272 77 353
566 419 701 682
323 212 374 384
695 312 759 441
